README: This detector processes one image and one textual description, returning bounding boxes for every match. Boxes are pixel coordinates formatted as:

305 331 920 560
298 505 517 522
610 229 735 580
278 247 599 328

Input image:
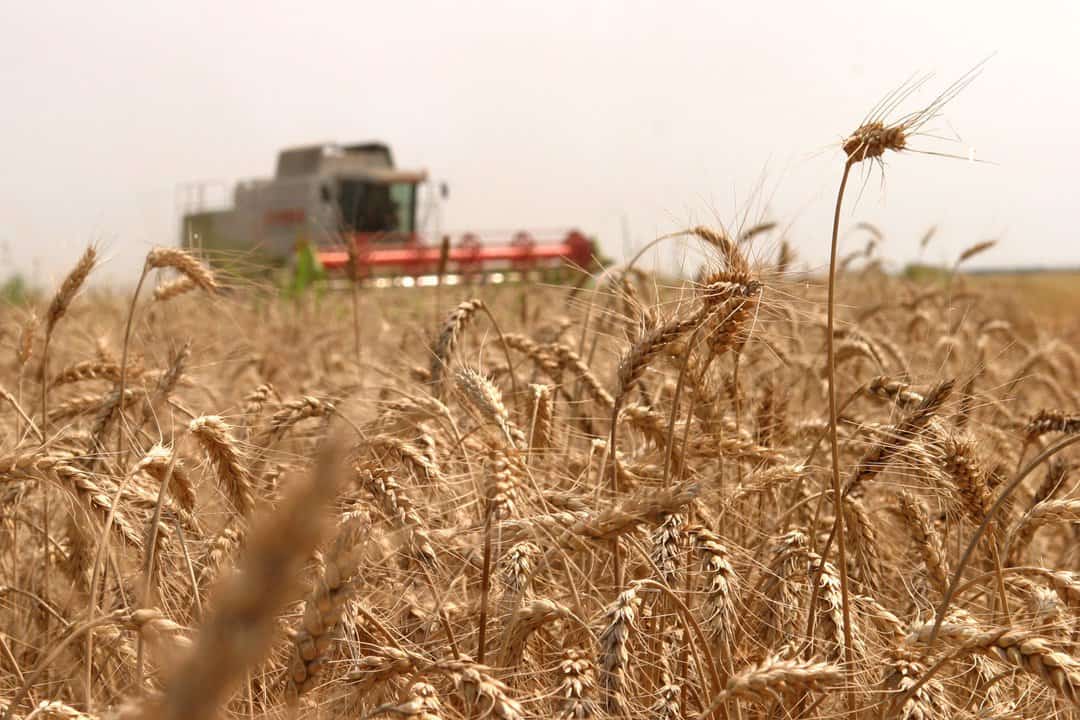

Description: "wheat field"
1 220 1078 720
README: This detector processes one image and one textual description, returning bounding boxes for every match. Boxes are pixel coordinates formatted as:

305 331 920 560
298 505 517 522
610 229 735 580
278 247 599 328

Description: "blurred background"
2 0 1077 285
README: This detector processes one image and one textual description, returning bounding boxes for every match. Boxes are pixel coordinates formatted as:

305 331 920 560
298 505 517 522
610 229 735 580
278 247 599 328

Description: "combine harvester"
179 142 597 286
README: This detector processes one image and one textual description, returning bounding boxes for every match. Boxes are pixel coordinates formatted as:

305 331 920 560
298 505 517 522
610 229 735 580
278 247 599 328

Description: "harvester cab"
304 142 425 239
180 141 595 284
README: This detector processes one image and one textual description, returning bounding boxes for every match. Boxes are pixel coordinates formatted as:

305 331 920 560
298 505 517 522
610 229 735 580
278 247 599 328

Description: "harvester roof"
274 141 426 184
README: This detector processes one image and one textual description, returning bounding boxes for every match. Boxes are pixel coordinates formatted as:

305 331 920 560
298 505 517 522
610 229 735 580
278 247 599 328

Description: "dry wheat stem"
823 158 857 715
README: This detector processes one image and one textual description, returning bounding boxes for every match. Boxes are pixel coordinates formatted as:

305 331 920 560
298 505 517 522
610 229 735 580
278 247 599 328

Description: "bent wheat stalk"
927 432 1080 647
819 69 982 710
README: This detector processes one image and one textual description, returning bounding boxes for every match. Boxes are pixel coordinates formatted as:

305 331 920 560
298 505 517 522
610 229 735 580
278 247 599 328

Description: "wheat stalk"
159 435 343 720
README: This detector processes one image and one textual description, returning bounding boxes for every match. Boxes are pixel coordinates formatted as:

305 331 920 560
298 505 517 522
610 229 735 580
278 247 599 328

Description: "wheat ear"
896 491 950 597
554 648 596 720
188 416 255 516
908 623 1080 706
702 656 843 712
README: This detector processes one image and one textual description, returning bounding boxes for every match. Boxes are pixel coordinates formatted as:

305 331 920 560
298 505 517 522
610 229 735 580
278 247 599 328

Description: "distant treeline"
962 266 1080 275
903 262 1079 279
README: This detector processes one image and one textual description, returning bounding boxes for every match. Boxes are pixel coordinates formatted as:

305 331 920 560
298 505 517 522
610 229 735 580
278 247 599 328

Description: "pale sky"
3 1 1078 285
